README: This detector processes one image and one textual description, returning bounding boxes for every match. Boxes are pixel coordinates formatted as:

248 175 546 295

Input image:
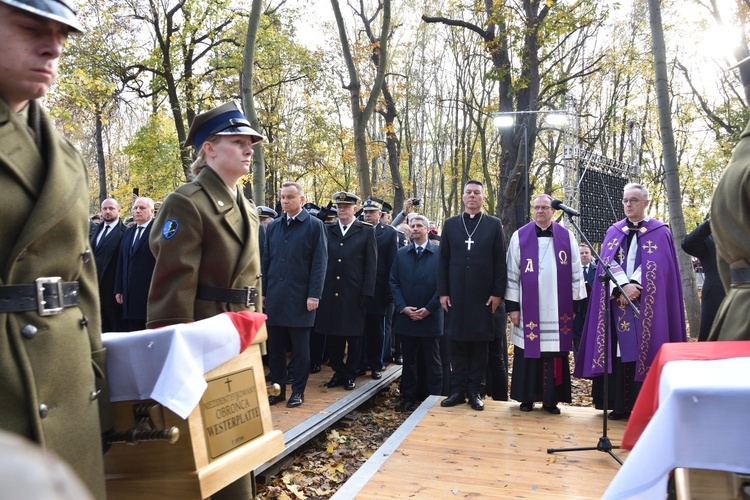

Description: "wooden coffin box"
104 324 284 499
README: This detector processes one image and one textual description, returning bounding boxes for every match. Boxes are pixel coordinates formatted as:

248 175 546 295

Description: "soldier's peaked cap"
362 198 383 211
185 101 265 153
2 0 83 32
332 192 360 205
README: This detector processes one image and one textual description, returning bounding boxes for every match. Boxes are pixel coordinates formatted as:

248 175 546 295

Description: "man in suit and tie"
115 197 156 331
573 243 595 358
91 197 126 332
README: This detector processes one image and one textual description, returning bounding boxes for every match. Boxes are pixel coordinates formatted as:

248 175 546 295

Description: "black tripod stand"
546 213 639 466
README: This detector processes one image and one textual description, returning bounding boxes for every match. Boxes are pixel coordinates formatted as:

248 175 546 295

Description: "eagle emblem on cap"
338 192 347 201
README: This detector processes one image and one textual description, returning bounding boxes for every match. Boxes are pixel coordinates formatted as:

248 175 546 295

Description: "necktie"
97 225 111 247
131 226 144 254
342 225 347 231
287 217 293 226
416 246 423 257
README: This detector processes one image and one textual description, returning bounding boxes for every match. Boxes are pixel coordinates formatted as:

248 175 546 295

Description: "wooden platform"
256 362 402 476
335 396 630 499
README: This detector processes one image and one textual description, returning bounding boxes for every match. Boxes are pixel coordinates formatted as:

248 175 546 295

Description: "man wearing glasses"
506 194 585 414
575 183 686 420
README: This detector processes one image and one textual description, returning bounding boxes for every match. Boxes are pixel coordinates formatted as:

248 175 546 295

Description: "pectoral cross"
465 236 474 250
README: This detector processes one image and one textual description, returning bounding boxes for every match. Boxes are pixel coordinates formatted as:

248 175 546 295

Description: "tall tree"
647 0 700 336
331 0 391 197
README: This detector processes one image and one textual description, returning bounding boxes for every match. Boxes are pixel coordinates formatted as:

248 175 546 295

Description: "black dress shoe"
520 402 534 412
440 392 466 407
395 355 403 365
542 405 561 415
344 378 356 390
469 393 484 411
268 393 286 405
286 393 304 408
324 375 341 388
396 399 416 413
608 411 631 420
310 364 321 374
371 370 382 380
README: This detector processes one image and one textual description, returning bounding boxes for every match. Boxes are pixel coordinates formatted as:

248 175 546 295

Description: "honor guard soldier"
0 0 112 497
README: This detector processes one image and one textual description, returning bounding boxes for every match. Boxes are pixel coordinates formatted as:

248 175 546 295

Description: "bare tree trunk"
242 0 265 205
95 106 107 204
647 0 701 337
331 0 391 198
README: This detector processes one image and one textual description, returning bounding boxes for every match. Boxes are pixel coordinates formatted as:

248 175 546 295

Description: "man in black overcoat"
437 180 506 411
114 197 156 331
263 182 328 408
314 192 377 390
360 198 398 380
91 197 126 332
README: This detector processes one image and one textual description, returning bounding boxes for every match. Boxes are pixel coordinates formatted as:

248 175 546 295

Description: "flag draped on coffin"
103 311 266 418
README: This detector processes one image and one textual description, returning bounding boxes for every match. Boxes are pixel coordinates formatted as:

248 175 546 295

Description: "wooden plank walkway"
336 396 630 499
255 361 402 476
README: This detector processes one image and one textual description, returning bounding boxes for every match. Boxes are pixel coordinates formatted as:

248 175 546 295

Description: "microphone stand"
546 212 639 466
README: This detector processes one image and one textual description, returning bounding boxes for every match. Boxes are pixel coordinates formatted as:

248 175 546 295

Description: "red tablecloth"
621 341 750 450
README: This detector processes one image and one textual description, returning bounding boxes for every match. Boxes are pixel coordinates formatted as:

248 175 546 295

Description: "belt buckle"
245 286 257 308
35 277 64 316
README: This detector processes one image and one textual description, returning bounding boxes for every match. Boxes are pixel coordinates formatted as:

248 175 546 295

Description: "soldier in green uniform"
147 100 264 499
0 1 111 497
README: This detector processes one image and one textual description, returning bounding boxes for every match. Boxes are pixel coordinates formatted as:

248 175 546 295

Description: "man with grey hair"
576 182 686 420
115 197 156 331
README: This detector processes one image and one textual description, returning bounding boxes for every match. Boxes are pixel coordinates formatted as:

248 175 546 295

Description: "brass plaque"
200 367 264 460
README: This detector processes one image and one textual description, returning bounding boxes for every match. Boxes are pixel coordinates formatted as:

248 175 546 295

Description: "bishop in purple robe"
574 183 686 419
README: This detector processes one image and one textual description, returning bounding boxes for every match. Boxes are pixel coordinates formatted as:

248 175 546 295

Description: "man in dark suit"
390 215 443 412
314 192 377 390
91 197 126 332
361 198 398 380
573 243 596 357
263 182 327 408
115 197 156 331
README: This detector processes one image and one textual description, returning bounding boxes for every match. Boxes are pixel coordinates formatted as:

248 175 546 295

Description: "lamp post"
494 110 568 224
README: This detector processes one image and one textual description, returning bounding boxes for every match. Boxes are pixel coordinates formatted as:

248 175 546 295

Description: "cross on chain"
465 236 474 250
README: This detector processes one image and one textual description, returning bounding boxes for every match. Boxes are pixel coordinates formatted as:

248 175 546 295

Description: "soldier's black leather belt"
0 278 79 316
730 267 750 284
196 285 257 307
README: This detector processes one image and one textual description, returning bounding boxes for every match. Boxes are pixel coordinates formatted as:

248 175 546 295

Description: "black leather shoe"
344 378 356 390
543 405 561 415
286 393 304 408
395 355 403 365
469 393 484 411
440 392 465 407
608 411 631 420
324 375 341 388
268 393 286 406
520 402 534 412
371 371 382 380
310 364 321 374
396 399 416 413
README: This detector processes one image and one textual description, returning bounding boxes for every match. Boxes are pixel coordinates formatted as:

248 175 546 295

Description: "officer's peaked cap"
185 101 265 153
2 0 83 32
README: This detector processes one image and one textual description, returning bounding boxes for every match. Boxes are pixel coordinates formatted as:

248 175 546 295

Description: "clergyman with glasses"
505 194 586 415
575 183 686 420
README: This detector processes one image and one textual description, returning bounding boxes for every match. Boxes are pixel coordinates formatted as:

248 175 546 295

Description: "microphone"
551 199 580 217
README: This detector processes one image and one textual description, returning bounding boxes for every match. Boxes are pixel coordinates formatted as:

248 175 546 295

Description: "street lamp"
494 110 568 223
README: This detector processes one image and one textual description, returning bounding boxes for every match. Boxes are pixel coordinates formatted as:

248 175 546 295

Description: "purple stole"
518 221 574 358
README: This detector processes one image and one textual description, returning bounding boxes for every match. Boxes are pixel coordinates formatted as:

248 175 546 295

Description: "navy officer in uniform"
314 192 377 390
147 100 264 499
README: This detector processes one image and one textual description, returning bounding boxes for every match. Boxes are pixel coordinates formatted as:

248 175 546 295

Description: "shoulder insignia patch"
162 220 179 239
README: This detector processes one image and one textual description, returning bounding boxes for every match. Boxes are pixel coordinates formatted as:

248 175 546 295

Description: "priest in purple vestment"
506 194 586 414
574 183 686 420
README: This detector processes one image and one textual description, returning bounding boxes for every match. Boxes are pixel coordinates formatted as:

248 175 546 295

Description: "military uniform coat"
262 209 328 328
114 220 156 322
147 166 262 328
366 220 398 315
437 212 507 341
709 118 750 340
91 219 126 332
0 99 109 499
314 220 377 337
